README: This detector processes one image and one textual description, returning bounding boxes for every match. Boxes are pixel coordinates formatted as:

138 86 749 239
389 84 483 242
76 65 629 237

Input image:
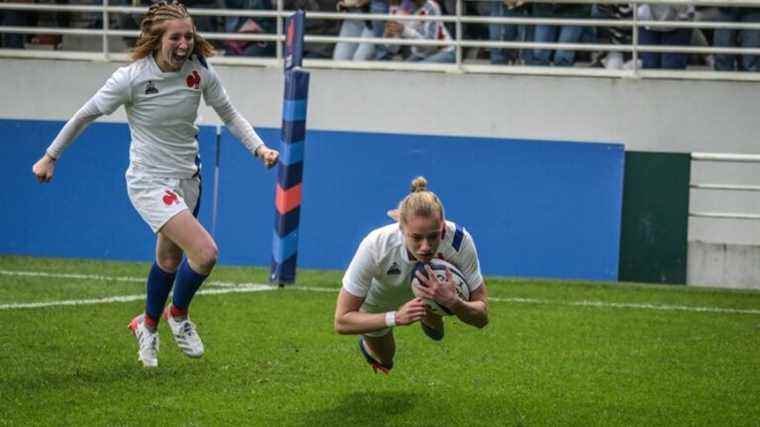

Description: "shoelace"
140 332 158 352
180 321 195 338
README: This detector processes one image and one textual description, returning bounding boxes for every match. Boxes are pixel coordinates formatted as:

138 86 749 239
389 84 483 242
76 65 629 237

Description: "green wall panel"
619 152 691 284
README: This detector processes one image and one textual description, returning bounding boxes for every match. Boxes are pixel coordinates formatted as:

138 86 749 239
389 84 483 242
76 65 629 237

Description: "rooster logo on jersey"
186 70 201 90
162 190 180 206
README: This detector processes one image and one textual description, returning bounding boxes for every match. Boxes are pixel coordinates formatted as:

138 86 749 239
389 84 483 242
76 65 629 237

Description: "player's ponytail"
390 176 445 226
131 0 215 61
410 176 428 193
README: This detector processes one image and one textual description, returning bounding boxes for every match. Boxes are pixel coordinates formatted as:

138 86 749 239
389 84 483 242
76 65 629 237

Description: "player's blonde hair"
131 1 215 61
388 176 445 226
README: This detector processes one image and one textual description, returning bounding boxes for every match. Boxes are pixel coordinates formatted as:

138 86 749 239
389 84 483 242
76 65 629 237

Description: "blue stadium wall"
1 118 624 281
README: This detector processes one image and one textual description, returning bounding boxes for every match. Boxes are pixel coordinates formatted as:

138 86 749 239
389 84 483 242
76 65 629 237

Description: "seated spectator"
529 2 591 67
0 1 34 49
25 0 70 49
285 0 340 59
332 0 374 61
592 3 635 69
224 0 275 57
712 7 760 71
489 0 534 65
461 0 487 60
114 0 142 48
370 0 392 60
383 0 454 63
637 3 694 69
116 0 224 48
185 0 224 35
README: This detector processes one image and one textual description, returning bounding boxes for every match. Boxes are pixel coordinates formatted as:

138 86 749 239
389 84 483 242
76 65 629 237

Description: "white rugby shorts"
126 169 201 233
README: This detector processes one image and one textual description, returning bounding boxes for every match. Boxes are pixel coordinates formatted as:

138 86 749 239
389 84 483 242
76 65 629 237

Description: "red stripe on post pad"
275 183 302 214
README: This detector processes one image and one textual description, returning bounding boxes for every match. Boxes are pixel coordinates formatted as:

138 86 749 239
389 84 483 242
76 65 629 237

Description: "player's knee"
156 253 182 272
193 241 218 272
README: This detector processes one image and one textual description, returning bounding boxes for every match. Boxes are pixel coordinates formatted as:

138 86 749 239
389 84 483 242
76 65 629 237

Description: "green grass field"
1 255 759 426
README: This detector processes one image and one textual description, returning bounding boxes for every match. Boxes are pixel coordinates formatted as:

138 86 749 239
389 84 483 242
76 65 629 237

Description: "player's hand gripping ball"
410 259 470 316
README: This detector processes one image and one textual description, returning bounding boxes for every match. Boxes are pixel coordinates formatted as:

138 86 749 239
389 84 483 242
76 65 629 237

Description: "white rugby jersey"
92 55 242 177
342 220 484 312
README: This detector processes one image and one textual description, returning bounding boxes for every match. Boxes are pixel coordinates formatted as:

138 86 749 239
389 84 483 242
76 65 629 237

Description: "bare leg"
363 331 396 367
155 232 183 272
159 210 218 274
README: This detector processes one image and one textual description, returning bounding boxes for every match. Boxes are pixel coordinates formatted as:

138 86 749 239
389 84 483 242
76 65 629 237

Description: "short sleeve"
92 66 131 115
457 229 484 292
341 235 379 298
202 61 230 109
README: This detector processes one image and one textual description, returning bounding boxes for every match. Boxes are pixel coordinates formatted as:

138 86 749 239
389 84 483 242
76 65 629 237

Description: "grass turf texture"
1 256 759 426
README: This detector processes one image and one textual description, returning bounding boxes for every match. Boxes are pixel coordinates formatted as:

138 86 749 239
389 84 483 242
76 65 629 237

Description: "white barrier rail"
690 212 760 220
690 152 760 221
691 184 760 192
692 153 760 163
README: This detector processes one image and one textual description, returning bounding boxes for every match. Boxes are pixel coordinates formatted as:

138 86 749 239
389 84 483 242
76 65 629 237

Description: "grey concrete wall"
688 241 760 289
2 58 759 155
688 159 760 288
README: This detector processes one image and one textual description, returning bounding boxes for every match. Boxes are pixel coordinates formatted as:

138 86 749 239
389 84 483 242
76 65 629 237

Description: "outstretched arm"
334 289 428 335
212 101 279 169
32 99 102 183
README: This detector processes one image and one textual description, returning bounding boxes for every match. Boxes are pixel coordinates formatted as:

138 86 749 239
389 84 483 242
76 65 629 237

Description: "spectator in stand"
333 0 374 61
114 0 143 48
224 0 275 57
712 7 760 71
488 0 534 65
637 3 694 69
592 3 635 69
183 0 224 35
529 2 591 67
285 0 340 58
21 0 70 48
370 0 392 60
117 0 223 49
0 0 34 49
383 0 454 63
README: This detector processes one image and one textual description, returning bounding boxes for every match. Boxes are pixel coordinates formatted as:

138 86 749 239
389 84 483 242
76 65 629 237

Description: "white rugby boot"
128 314 159 368
163 306 204 358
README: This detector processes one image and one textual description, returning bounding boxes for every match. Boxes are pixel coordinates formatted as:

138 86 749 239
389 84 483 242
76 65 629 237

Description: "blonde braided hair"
131 1 215 61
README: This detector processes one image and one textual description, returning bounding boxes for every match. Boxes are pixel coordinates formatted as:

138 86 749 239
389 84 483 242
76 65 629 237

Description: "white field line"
0 269 268 289
0 270 145 283
0 284 275 310
489 296 760 315
1 270 759 315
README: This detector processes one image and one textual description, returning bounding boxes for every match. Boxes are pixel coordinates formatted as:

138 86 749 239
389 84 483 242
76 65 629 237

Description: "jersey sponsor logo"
186 70 201 89
144 80 158 95
386 262 401 275
162 190 180 206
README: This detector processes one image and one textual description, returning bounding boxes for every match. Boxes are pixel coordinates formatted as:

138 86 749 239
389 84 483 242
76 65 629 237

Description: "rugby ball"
410 259 470 316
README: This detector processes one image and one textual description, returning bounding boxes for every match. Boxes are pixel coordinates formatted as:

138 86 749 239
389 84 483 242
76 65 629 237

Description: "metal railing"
1 0 760 80
690 153 760 221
